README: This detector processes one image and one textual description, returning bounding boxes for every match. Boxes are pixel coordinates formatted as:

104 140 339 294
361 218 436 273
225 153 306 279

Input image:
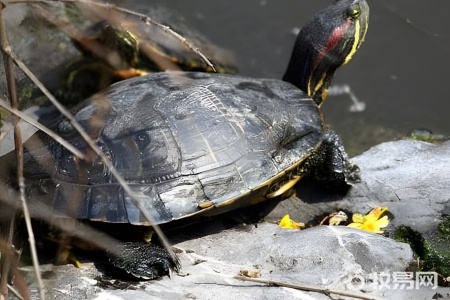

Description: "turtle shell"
24 71 323 225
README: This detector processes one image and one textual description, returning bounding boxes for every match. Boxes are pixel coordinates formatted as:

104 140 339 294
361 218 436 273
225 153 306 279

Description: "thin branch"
8 0 216 72
0 2 15 294
177 247 384 300
1 13 179 271
0 181 130 260
234 275 384 300
76 0 216 71
0 98 85 160
16 180 36 300
0 4 44 300
7 284 25 300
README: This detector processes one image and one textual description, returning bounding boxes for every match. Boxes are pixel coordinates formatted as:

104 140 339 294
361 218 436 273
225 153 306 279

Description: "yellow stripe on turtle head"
344 8 369 65
343 19 361 65
313 72 327 96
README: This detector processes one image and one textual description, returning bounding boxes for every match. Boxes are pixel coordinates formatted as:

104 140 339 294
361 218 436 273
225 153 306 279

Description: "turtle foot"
107 242 178 280
306 130 361 185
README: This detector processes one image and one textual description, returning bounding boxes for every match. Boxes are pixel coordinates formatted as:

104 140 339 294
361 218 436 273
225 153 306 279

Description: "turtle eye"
347 7 361 20
134 132 151 149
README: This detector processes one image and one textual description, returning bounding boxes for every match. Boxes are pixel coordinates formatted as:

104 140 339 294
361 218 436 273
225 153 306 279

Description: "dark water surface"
124 0 450 155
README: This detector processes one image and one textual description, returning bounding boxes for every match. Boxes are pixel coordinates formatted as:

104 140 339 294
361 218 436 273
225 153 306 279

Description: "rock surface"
271 139 450 238
18 140 450 300
25 225 418 300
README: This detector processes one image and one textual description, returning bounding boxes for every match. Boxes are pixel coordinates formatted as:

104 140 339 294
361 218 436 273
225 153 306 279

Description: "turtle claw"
343 160 361 184
107 242 178 280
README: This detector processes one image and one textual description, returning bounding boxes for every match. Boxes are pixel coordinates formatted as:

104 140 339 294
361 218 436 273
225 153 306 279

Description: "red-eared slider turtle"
1 0 368 279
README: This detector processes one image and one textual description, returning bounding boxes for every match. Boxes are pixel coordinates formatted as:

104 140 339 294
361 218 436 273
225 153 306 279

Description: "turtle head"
282 0 369 107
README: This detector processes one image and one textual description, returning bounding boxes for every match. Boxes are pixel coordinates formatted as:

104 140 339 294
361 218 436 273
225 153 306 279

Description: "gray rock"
18 140 450 300
270 139 450 237
24 224 416 300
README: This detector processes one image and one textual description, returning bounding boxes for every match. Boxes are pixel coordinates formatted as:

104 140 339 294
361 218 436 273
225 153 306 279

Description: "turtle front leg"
305 130 360 185
107 242 179 280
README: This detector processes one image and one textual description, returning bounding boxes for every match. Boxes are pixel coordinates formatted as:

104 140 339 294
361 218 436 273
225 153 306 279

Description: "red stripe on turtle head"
320 19 350 59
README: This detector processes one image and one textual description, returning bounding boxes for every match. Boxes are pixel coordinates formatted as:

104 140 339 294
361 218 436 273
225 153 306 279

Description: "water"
3 0 449 156
128 0 450 155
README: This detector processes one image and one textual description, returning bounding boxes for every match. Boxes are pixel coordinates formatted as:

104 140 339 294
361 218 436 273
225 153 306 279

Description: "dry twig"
8 0 216 72
1 0 181 275
0 4 44 300
0 98 86 160
234 275 384 300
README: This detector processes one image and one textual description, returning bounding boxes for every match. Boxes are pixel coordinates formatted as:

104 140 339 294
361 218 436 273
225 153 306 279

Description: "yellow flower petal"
375 215 389 228
279 214 291 227
367 206 388 219
279 214 305 229
361 220 381 233
352 213 364 223
348 222 363 229
347 207 390 234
